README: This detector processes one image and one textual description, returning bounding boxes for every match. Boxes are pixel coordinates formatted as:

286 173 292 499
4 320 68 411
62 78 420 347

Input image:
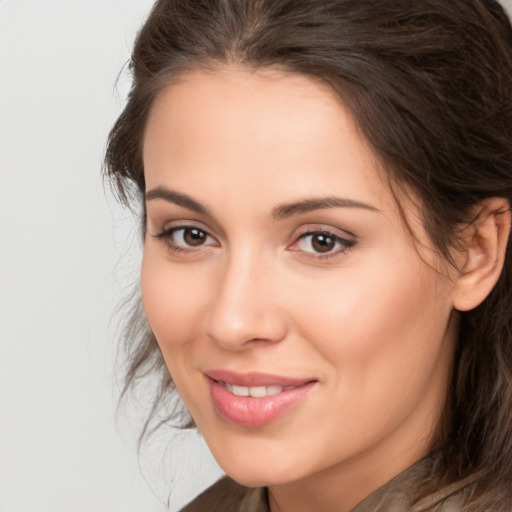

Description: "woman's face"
141 68 458 497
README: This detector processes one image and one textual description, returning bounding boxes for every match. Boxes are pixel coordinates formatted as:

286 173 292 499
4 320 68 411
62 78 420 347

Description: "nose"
204 250 288 350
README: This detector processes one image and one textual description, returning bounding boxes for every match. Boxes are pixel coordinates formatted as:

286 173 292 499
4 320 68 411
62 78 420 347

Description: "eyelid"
145 202 227 241
158 218 210 233
290 223 356 242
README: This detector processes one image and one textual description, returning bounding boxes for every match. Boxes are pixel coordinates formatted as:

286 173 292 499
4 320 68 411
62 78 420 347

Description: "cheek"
287 252 453 386
140 249 213 415
140 248 205 356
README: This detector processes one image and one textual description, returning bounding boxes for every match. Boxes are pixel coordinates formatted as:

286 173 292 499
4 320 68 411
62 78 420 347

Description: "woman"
105 1 512 510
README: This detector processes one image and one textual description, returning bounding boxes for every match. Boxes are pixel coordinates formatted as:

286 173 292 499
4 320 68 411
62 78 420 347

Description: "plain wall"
0 1 222 511
1 0 511 511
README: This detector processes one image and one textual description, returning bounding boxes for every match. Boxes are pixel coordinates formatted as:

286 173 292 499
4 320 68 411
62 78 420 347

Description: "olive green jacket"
180 453 483 512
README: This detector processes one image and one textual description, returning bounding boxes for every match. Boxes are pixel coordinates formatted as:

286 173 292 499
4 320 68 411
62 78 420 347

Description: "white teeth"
249 386 267 397
232 385 250 396
220 382 284 397
265 385 283 396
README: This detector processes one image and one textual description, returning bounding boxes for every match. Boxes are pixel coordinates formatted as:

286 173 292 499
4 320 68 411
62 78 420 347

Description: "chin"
209 442 308 488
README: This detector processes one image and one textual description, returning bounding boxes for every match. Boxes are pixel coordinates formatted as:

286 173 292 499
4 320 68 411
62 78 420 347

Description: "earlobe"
452 198 511 312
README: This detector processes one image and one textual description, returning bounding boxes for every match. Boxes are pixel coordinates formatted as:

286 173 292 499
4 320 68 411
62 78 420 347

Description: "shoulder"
413 471 484 512
179 476 266 512
352 453 484 512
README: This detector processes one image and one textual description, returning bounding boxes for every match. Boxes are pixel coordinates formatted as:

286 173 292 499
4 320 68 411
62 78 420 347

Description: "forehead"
143 67 392 207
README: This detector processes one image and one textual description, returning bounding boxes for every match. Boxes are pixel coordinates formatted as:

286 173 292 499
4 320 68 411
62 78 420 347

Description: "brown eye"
292 230 355 257
155 225 216 251
183 227 207 246
311 233 336 253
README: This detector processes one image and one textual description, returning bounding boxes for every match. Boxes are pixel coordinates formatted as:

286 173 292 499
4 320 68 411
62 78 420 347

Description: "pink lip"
206 370 317 428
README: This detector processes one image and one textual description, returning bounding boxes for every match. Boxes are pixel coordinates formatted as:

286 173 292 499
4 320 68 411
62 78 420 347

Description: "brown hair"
105 1 512 508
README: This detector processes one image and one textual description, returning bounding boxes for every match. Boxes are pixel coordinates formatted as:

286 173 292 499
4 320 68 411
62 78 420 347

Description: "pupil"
184 228 206 246
312 233 335 253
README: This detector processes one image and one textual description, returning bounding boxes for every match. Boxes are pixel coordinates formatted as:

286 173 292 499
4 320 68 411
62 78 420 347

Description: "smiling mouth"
215 381 299 397
206 370 317 427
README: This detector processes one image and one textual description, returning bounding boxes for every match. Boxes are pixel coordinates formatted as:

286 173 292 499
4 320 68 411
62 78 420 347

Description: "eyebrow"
145 186 378 219
271 196 379 220
145 187 211 215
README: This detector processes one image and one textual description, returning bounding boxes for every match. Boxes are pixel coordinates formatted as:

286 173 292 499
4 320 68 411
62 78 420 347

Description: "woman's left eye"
290 230 355 257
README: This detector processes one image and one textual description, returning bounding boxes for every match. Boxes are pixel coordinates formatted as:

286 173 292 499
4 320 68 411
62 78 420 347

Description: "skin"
141 67 462 512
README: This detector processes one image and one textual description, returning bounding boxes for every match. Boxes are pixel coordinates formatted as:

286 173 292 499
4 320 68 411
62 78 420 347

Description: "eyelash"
153 225 355 260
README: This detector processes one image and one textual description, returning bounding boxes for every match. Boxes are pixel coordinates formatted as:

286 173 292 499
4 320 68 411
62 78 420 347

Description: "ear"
452 197 511 312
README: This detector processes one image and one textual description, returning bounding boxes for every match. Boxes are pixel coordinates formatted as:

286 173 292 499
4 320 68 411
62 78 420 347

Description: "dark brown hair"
105 1 512 509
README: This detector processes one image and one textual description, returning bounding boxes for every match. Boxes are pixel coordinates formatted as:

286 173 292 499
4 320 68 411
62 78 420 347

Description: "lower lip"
209 379 316 427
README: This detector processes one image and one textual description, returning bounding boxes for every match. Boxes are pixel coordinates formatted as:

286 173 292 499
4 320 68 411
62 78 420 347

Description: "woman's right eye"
154 226 217 252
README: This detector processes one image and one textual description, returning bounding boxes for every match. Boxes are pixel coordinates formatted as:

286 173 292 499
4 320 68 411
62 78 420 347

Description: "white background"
0 1 221 511
1 1 511 511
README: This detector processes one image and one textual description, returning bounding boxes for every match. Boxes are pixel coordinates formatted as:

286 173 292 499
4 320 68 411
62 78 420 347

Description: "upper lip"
205 369 316 387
